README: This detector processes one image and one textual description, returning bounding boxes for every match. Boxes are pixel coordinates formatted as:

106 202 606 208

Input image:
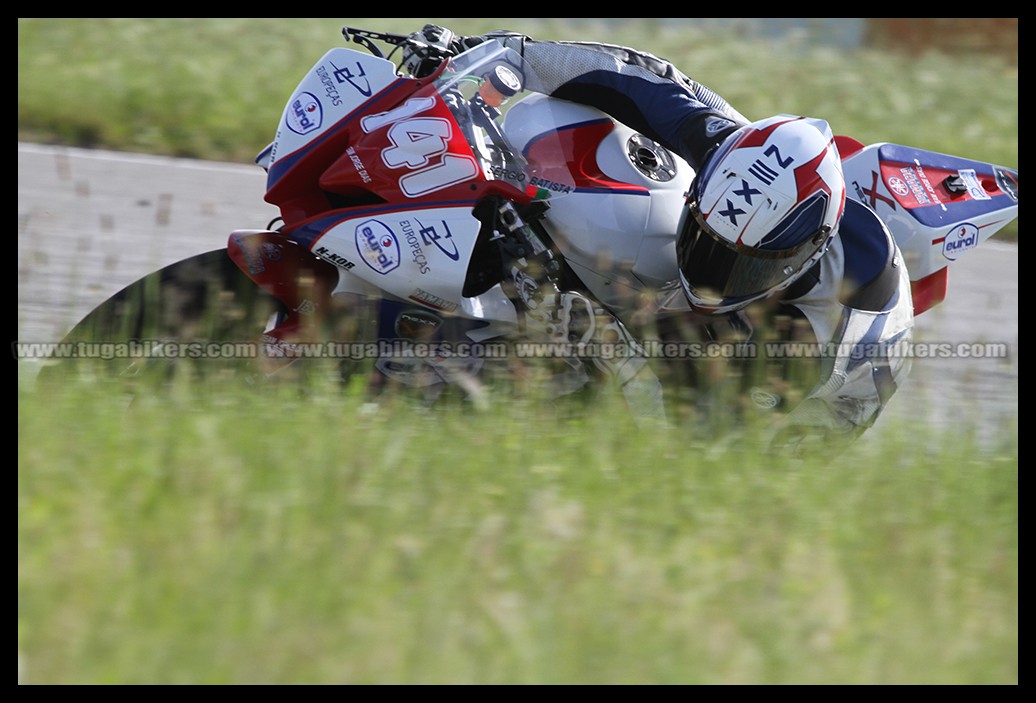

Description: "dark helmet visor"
676 200 828 307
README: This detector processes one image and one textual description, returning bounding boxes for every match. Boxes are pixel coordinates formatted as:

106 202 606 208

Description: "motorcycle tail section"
840 141 1018 315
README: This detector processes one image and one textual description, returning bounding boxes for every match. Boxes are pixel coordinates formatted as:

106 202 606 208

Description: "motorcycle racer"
402 24 915 452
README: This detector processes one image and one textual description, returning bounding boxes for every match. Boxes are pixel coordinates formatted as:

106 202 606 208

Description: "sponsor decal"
528 176 573 195
883 165 935 207
854 171 896 210
398 219 430 274
315 245 355 271
315 65 344 107
286 91 322 135
416 218 460 261
345 146 372 183
236 237 277 275
957 169 991 201
942 222 980 260
355 219 401 274
329 59 372 97
705 117 735 137
886 175 910 197
394 309 442 339
994 167 1018 202
408 288 458 312
489 163 527 184
911 164 942 205
261 242 282 262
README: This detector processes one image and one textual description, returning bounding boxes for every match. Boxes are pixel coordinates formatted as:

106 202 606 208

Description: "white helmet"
676 115 846 314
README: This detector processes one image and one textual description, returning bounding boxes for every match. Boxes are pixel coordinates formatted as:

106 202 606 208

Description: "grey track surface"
17 142 1018 440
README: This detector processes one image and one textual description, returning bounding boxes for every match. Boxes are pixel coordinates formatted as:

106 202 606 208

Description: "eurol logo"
942 222 980 261
355 219 401 274
286 91 322 135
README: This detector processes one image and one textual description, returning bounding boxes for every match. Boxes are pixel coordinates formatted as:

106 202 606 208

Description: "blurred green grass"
18 376 1018 684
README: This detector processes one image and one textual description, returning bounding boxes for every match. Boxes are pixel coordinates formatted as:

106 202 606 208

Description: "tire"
36 248 285 385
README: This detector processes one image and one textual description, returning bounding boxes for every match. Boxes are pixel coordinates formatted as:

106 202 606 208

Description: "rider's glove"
401 24 458 77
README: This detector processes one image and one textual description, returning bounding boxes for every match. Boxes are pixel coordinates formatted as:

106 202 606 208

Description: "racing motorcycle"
45 26 1020 421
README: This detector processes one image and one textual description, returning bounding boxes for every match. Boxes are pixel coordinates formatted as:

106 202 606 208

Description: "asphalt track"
17 142 1018 440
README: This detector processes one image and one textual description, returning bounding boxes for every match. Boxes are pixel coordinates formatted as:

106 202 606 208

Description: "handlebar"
343 25 459 78
341 27 410 58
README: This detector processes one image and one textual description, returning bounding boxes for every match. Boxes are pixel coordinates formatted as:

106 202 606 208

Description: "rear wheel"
36 249 286 386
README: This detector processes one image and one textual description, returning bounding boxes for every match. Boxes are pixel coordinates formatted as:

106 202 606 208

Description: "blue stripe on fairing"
571 187 650 196
903 192 1016 229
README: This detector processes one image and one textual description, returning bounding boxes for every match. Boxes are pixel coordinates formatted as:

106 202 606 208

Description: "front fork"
491 201 667 421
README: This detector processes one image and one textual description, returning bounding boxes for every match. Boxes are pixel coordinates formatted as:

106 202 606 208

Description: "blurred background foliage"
18 18 1017 234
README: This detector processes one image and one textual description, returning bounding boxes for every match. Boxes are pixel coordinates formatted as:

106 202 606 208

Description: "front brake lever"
342 27 409 58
